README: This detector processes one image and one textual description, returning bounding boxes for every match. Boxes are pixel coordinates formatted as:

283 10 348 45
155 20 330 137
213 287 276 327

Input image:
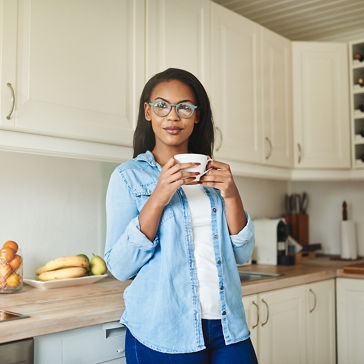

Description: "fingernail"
195 172 200 175
194 163 201 165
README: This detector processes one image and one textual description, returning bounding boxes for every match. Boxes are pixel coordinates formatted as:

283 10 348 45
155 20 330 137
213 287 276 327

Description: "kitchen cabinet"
145 0 210 86
242 279 335 364
34 321 126 364
210 2 262 164
1 0 144 155
292 42 351 169
337 278 364 364
305 279 336 364
261 27 293 168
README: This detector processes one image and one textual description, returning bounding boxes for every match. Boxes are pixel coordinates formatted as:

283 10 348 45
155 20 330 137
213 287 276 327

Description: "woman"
105 68 258 363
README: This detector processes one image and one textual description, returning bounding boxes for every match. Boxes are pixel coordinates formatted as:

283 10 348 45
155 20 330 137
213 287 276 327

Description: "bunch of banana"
36 256 89 281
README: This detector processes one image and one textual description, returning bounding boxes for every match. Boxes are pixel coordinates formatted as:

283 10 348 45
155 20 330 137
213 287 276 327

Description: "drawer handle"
215 126 223 152
6 82 15 120
252 300 259 328
309 288 317 313
261 299 269 326
297 143 302 164
265 137 272 160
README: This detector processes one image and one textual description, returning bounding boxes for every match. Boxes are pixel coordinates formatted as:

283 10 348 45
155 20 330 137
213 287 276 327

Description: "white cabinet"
292 42 351 169
242 279 335 364
306 279 336 364
145 0 210 86
1 0 144 147
337 278 364 364
210 2 262 164
261 28 293 167
34 322 126 364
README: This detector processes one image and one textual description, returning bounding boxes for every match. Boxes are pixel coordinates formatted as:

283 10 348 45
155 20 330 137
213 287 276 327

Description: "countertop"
1 257 363 344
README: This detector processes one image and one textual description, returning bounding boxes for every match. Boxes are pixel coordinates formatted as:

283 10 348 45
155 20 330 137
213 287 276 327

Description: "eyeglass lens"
153 101 194 118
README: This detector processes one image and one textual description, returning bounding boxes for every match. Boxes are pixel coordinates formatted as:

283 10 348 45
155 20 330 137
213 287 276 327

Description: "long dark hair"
133 68 214 158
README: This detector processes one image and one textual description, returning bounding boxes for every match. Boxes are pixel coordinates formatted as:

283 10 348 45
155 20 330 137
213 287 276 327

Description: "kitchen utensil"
299 192 308 214
341 220 357 259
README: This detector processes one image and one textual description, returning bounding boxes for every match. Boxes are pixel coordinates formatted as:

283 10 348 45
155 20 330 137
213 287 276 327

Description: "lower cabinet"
34 321 126 364
337 278 364 364
242 279 335 364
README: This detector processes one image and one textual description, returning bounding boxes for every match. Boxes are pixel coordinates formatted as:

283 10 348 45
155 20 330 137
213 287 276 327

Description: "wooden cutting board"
343 263 364 274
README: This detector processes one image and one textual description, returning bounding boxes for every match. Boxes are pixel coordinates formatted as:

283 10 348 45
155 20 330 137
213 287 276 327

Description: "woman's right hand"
152 157 200 207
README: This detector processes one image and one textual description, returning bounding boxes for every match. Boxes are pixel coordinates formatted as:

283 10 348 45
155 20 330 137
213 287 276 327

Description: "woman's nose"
167 105 180 120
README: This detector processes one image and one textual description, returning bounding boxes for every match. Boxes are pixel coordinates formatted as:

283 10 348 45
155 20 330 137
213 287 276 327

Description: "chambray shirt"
104 151 255 354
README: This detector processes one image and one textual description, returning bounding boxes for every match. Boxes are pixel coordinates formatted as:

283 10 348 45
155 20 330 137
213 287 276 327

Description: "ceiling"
212 0 364 41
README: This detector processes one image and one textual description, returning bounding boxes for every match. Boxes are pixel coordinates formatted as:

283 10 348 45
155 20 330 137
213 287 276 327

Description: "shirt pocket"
131 183 174 224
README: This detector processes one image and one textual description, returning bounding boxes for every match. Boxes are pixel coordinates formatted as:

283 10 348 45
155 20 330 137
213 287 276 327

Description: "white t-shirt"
182 185 221 319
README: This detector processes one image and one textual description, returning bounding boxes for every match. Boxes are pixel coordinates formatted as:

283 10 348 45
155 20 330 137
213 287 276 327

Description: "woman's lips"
164 126 182 135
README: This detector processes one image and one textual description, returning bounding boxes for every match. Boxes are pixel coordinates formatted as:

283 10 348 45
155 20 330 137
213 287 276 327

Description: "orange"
6 272 21 288
0 247 16 263
0 262 12 280
9 255 22 271
2 241 18 253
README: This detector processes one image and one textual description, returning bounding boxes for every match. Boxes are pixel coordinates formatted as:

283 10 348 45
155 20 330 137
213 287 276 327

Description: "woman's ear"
144 102 152 121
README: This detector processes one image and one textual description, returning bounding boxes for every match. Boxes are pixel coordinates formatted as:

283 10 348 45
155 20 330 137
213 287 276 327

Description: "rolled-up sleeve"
104 169 159 281
230 212 255 264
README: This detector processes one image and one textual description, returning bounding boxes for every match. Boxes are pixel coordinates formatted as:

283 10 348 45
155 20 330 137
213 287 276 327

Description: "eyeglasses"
149 100 198 119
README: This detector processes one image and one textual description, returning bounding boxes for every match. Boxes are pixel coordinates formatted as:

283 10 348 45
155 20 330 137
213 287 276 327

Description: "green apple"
90 254 107 275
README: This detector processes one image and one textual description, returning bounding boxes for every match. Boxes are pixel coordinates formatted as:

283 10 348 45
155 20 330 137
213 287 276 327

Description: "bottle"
354 53 364 62
0 241 23 294
358 77 364 87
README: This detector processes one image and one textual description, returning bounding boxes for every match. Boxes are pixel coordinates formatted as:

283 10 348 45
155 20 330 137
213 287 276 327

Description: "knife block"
284 213 309 246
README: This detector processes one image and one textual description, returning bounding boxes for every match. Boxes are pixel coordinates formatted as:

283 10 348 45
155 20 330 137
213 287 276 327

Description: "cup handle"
199 168 213 177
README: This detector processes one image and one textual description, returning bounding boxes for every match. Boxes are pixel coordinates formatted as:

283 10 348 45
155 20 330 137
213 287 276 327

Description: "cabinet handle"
215 126 223 152
252 300 259 328
309 288 317 313
6 82 15 120
265 137 272 159
261 299 269 326
297 143 302 164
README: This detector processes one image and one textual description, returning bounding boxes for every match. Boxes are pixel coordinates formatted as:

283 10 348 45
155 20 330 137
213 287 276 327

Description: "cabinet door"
292 42 350 168
1 0 144 146
210 3 262 163
306 279 336 364
337 278 364 364
242 295 259 359
261 28 293 167
34 322 126 364
258 285 306 364
145 0 210 86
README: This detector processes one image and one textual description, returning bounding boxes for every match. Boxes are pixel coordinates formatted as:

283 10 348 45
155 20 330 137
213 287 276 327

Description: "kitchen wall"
0 151 287 277
289 181 364 257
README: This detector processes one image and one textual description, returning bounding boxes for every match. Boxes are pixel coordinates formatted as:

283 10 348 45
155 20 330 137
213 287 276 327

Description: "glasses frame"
148 101 198 119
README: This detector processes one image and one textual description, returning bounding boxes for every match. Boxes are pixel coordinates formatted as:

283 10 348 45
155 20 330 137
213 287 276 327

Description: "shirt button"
214 234 218 239
217 260 222 265
222 311 226 315
220 286 224 290
212 208 216 212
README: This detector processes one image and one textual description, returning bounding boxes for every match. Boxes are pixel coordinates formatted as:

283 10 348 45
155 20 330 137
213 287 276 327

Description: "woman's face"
144 80 198 152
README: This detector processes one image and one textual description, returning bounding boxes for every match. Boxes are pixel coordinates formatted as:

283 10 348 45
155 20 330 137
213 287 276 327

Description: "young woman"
105 68 258 363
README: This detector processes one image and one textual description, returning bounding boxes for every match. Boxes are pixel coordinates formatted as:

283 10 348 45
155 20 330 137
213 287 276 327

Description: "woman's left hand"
199 159 239 200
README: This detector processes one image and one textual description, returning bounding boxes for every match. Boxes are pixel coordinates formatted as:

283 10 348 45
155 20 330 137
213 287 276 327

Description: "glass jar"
0 246 23 294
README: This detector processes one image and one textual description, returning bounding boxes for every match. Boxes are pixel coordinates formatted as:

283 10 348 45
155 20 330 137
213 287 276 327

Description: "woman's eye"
156 102 168 109
179 103 192 111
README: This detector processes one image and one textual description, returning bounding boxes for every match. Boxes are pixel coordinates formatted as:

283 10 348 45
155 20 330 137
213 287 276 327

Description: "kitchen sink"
238 271 284 283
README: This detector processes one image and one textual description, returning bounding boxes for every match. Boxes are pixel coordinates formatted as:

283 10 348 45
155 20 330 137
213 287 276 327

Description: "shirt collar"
134 150 159 168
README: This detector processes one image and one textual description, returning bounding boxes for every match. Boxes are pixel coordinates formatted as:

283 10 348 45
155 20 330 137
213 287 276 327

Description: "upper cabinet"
1 0 144 148
210 2 262 164
145 0 210 86
261 28 293 168
292 42 351 169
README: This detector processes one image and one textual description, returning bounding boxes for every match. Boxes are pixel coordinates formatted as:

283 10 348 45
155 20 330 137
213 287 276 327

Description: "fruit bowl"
24 274 108 289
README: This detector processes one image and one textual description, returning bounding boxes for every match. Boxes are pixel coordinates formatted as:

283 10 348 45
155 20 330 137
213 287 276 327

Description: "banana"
36 256 89 275
38 267 87 281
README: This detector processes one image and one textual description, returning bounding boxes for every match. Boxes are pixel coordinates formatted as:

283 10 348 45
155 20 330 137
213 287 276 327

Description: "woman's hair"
133 68 214 158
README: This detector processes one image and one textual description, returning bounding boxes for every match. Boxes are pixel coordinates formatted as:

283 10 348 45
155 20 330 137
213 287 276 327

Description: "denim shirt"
104 151 255 354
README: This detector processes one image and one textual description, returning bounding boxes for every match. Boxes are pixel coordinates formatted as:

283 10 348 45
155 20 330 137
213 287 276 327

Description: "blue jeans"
125 319 258 364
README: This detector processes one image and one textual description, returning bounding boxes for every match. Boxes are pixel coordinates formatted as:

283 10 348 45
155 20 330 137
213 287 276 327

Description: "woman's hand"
152 157 199 207
199 159 239 200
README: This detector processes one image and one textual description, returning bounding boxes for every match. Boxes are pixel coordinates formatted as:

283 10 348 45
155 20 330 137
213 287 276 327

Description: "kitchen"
1 0 364 363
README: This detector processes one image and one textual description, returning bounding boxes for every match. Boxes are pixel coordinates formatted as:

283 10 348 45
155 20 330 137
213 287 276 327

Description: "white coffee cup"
174 153 213 181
